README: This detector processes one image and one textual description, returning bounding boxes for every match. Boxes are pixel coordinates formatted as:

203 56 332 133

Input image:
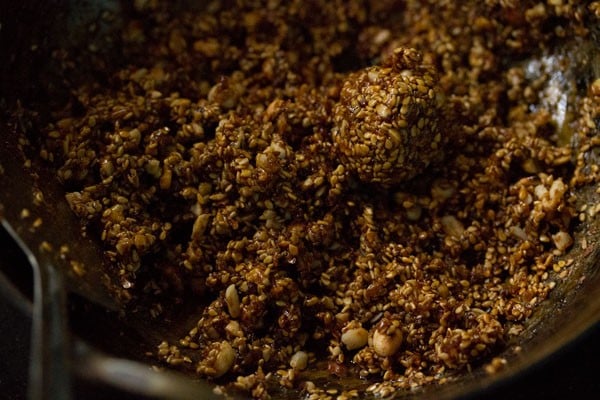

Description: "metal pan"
1 1 600 399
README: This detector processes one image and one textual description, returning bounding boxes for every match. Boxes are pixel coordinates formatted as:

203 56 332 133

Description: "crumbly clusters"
333 47 442 186
34 0 600 398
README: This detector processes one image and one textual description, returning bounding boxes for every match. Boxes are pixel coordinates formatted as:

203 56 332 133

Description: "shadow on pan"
1 1 600 399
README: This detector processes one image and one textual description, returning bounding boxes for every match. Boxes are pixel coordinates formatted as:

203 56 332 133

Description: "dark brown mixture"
34 0 600 398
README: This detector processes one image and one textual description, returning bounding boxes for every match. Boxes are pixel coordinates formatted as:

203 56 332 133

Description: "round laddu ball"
332 47 442 187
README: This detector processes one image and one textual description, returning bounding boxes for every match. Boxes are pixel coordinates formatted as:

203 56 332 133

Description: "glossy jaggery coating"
332 47 442 186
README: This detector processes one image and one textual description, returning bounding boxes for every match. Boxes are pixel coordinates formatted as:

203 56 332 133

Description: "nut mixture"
34 0 600 398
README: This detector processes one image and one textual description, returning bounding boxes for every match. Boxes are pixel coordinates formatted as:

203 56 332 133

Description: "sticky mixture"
333 47 444 186
35 0 600 398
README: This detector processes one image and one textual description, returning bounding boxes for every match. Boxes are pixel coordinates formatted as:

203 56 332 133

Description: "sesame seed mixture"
32 0 600 398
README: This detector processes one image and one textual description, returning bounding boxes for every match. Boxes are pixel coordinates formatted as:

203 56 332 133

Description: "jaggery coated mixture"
36 0 600 398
